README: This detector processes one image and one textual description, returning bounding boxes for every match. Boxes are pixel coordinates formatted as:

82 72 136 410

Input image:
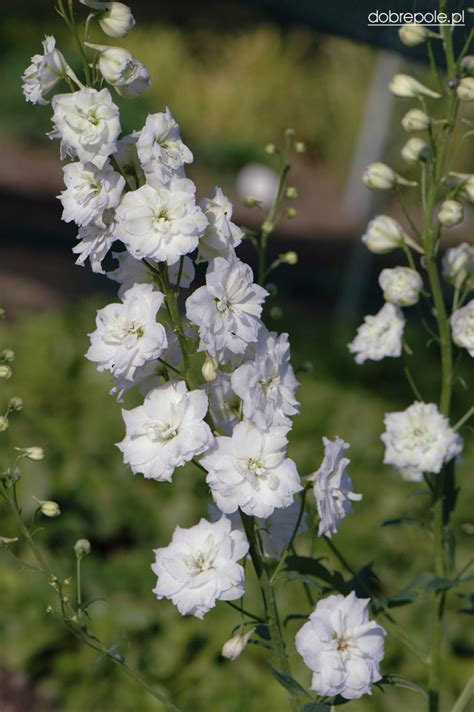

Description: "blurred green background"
0 1 473 711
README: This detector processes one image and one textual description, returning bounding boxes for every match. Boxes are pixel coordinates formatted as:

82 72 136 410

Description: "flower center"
247 458 266 477
146 421 178 442
215 297 230 314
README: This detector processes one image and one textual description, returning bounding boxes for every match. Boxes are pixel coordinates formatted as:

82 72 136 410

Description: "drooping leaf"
281 570 324 589
381 517 426 529
425 576 458 593
383 572 435 608
380 674 428 699
284 556 350 594
267 662 310 698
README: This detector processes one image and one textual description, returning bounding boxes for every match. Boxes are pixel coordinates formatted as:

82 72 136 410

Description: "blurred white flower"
236 163 278 209
451 300 474 357
389 74 440 99
311 436 362 537
401 108 430 132
86 283 167 379
118 380 213 481
22 35 77 105
398 24 428 46
362 215 407 254
198 187 243 262
362 163 416 191
231 328 299 430
295 592 386 699
438 200 464 228
378 267 423 307
348 303 405 364
382 402 463 481
186 256 267 357
202 421 302 519
49 88 121 168
152 516 248 618
457 77 474 101
115 178 207 265
442 243 474 289
59 161 125 227
401 137 429 163
448 173 474 203
137 108 193 186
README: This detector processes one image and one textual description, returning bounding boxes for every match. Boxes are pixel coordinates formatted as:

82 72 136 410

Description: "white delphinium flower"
442 243 474 289
115 178 207 265
73 207 117 273
86 283 167 380
362 215 407 254
451 300 474 357
311 436 362 537
198 187 243 262
348 303 405 365
378 267 423 307
202 421 302 519
115 132 141 188
152 516 248 618
136 108 193 186
49 88 121 168
59 161 125 227
80 1 136 38
86 44 151 98
231 329 299 430
118 380 213 481
295 592 386 699
186 256 268 357
22 35 77 105
107 251 194 297
207 373 241 435
381 402 463 481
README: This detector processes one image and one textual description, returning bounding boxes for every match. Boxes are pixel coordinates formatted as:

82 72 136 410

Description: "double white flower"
22 35 77 105
59 160 125 227
86 283 167 379
348 303 405 364
202 421 302 518
118 380 213 481
186 256 268 357
116 178 207 265
198 187 243 262
136 108 193 187
152 516 248 619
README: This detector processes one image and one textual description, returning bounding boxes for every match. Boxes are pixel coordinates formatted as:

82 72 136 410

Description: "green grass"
0 299 472 711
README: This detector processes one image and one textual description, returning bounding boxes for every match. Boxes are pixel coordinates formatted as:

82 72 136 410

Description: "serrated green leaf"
267 662 310 698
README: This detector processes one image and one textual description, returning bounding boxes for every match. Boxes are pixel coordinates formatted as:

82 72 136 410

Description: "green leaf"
425 576 458 593
381 517 426 529
267 662 310 698
284 556 350 594
301 704 331 711
383 572 435 608
255 624 271 640
380 674 428 699
281 570 324 589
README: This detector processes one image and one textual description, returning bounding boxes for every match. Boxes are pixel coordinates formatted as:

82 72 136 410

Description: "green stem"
258 157 290 286
450 675 474 712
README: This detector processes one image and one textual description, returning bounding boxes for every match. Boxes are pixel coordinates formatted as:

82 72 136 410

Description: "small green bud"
285 186 298 199
262 220 274 233
264 143 276 155
461 55 474 77
243 196 261 208
270 306 283 320
285 207 297 219
0 365 12 379
46 605 53 614
279 251 298 265
8 397 23 413
265 282 278 297
0 309 5 320
285 128 295 139
295 141 306 153
1 349 14 363
74 538 91 557
0 416 9 432
63 577 72 585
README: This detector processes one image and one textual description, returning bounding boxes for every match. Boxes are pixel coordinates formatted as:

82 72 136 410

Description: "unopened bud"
442 243 474 289
457 77 474 101
221 628 255 661
243 196 261 208
401 137 429 163
389 74 441 99
74 538 91 557
295 141 306 153
438 200 464 227
0 536 18 548
1 349 14 363
461 55 474 77
262 220 274 233
0 365 12 379
80 1 136 38
34 498 60 518
285 128 295 139
0 309 4 320
398 24 428 47
202 354 219 383
361 215 406 254
270 306 283 319
46 606 53 614
286 186 298 199
265 282 278 297
401 109 430 132
16 446 44 461
362 162 416 191
448 173 474 203
0 416 9 432
285 207 297 219
8 397 23 413
264 143 276 155
279 251 298 265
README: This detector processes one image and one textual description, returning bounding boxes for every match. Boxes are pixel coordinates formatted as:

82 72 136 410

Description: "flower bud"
442 243 474 289
457 77 474 101
0 536 18 548
461 55 474 77
0 365 12 379
285 128 295 139
0 309 4 319
379 267 423 306
389 74 441 99
279 251 298 265
285 186 298 199
362 162 416 191
285 207 297 219
86 44 151 98
401 137 429 163
448 173 474 203
1 349 15 362
243 196 261 208
74 538 91 557
84 2 136 38
361 215 406 254
8 397 23 413
295 141 306 153
35 499 61 518
438 200 463 227
202 354 219 383
401 109 430 132
17 446 45 461
270 306 283 319
264 143 276 155
221 628 255 661
398 24 428 47
0 416 9 432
